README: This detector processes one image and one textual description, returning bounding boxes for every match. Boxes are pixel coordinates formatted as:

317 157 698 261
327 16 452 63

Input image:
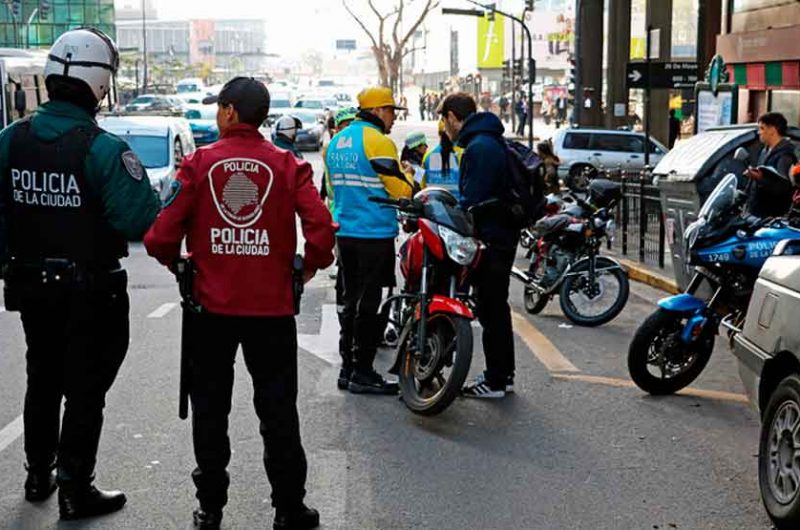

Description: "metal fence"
593 168 667 269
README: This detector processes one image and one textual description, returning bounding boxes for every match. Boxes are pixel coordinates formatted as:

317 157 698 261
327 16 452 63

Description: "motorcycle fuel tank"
694 225 800 270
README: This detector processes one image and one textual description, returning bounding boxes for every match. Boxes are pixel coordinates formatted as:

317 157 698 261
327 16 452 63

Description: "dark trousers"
336 236 395 372
516 113 527 136
186 312 306 512
472 246 516 387
17 271 129 484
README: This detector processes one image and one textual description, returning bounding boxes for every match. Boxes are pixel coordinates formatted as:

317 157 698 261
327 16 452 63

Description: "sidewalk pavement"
604 246 680 295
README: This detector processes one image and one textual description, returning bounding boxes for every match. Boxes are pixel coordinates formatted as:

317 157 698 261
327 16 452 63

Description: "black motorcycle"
511 179 630 326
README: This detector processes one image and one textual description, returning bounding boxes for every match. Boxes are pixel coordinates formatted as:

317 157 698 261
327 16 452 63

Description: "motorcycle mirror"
733 147 750 163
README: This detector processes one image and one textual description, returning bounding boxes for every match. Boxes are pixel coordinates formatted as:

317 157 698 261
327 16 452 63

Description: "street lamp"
443 2 535 148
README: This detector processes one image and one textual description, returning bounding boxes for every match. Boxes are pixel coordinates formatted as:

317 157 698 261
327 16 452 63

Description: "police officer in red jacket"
144 77 335 530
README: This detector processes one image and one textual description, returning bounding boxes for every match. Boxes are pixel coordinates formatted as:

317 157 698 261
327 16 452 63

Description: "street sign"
336 39 356 51
626 61 699 89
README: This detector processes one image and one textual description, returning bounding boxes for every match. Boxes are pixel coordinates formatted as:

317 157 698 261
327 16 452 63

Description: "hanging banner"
477 14 505 69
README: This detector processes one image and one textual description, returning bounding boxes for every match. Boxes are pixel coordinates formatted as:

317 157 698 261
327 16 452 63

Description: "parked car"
176 77 207 94
732 237 800 529
267 92 294 124
294 97 339 114
98 115 195 199
183 103 219 146
125 94 182 113
551 127 668 191
279 110 325 151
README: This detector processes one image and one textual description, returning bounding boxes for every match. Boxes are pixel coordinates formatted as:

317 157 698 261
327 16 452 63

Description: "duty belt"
4 258 122 285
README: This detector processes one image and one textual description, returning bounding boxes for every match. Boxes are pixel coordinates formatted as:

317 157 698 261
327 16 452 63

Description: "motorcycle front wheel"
523 254 550 314
627 309 714 395
398 313 473 416
559 258 629 326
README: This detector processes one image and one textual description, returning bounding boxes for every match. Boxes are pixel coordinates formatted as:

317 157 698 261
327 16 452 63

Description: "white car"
551 127 668 191
98 116 196 200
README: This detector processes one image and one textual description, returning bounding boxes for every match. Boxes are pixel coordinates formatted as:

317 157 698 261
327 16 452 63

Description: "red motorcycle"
369 188 483 416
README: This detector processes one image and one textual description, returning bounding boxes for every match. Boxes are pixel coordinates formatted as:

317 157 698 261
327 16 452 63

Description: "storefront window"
672 0 698 59
771 90 800 127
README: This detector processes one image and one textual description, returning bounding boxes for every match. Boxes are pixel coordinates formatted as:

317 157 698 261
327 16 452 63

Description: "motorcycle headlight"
438 225 478 266
684 220 703 255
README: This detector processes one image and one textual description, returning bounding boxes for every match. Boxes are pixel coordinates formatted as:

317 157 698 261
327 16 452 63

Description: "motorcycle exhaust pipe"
511 267 547 294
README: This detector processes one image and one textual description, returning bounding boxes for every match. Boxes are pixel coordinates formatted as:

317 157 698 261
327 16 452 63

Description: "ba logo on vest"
10 168 82 208
208 158 273 257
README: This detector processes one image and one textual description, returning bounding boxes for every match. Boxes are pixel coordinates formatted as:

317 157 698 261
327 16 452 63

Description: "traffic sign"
626 61 699 89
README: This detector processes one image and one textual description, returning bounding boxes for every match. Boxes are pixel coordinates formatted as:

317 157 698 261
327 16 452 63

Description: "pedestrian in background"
668 109 680 149
326 86 416 394
422 119 462 198
418 93 427 121
144 77 335 530
0 28 159 520
401 131 429 168
537 139 562 195
515 95 527 136
440 92 519 398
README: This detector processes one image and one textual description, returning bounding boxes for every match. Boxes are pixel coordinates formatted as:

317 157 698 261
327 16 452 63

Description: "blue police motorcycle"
628 172 800 394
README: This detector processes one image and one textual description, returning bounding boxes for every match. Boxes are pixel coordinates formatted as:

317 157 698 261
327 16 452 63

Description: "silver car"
732 238 800 529
552 127 668 191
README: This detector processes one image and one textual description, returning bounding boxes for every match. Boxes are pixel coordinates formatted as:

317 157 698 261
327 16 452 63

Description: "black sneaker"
348 369 399 395
193 507 223 529
273 503 319 529
337 367 352 390
462 378 506 399
475 371 515 393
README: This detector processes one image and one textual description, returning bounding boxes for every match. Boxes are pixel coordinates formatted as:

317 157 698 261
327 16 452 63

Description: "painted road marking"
299 304 340 365
552 373 749 404
147 302 178 319
0 415 23 454
0 305 5 313
512 311 579 373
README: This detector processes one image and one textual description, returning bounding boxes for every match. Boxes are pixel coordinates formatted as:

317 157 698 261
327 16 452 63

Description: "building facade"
717 0 800 125
116 18 269 80
0 0 115 49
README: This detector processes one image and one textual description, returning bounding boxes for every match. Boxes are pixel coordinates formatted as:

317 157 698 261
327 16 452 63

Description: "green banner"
477 14 505 69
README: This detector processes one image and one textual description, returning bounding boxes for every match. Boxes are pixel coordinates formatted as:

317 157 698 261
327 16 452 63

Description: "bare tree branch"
399 0 439 51
402 45 425 59
342 0 379 52
392 1 404 51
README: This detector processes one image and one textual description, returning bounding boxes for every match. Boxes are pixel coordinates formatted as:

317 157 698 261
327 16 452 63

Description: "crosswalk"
147 302 178 319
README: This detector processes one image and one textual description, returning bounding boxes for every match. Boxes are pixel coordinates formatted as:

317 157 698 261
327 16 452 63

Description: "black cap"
203 77 271 126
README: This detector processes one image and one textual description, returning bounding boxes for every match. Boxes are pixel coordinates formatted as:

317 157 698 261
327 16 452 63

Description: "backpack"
503 139 547 227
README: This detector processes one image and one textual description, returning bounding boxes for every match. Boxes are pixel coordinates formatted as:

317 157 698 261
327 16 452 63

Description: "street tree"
342 0 439 90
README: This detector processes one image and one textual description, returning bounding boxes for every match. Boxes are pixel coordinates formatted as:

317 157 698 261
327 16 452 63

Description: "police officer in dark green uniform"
272 114 304 159
0 28 159 520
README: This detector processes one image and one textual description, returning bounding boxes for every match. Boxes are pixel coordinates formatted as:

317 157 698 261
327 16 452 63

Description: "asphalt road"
0 120 773 529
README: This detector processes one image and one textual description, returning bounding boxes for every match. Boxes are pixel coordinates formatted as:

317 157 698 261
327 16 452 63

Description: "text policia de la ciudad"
210 158 273 257
11 168 82 207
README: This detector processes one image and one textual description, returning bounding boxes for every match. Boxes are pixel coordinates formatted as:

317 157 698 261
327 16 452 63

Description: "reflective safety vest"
422 144 462 199
327 119 410 239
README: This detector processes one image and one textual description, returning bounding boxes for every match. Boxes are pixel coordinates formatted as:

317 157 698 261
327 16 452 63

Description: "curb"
617 258 680 295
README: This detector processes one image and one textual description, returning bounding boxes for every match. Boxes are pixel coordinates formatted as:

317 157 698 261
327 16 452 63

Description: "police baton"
173 256 202 420
292 254 304 315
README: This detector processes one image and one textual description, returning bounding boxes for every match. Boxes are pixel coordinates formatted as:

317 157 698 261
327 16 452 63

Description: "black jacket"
456 112 518 250
747 138 798 218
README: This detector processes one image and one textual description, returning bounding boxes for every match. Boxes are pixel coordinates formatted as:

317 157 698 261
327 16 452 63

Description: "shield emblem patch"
208 158 274 228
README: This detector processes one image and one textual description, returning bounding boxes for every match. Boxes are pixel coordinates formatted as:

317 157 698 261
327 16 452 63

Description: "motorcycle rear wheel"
398 314 473 416
627 309 714 395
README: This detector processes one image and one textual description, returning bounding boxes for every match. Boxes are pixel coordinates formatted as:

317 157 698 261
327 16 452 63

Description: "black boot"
193 507 223 529
24 466 57 502
273 504 320 530
58 484 126 520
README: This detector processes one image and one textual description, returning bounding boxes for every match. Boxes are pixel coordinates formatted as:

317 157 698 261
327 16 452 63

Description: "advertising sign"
477 14 504 69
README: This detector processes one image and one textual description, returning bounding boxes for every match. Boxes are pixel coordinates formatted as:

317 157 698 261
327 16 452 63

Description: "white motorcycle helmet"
274 115 303 142
44 27 119 103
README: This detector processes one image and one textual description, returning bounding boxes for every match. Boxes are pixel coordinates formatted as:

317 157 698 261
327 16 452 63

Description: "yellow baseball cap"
357 86 407 110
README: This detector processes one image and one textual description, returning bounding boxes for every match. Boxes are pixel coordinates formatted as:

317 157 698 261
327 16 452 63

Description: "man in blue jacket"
441 92 518 398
